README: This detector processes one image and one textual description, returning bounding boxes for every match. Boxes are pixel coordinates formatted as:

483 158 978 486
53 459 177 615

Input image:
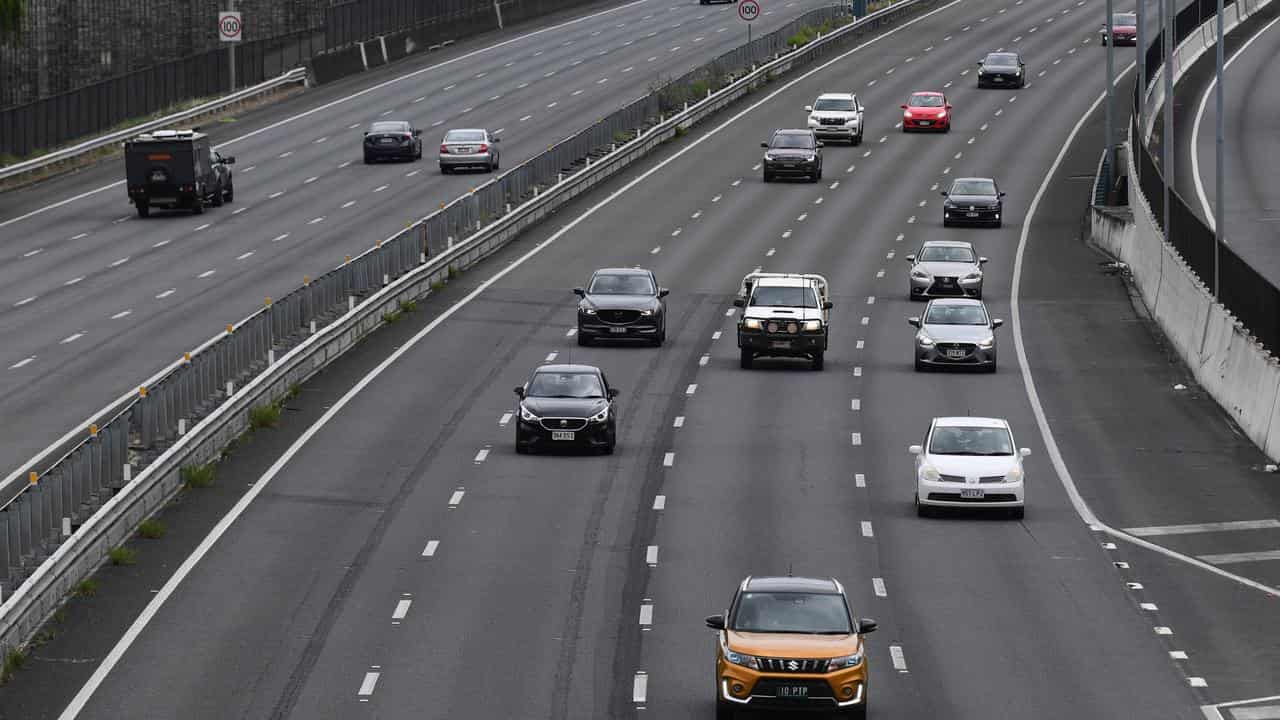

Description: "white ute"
733 272 833 370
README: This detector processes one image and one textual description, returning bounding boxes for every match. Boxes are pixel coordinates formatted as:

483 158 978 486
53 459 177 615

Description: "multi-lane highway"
3 0 1280 718
0 0 832 479
1172 3 1280 286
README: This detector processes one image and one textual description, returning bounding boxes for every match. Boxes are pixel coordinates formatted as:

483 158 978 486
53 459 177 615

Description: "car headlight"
964 272 982 281
1005 467 1024 483
977 336 995 348
910 268 931 280
724 646 761 670
921 464 941 482
803 320 822 331
903 110 913 118
743 318 761 330
826 652 864 672
519 404 539 422
807 116 819 126
917 331 934 347
938 110 948 118
639 308 654 316
580 305 597 316
589 406 610 423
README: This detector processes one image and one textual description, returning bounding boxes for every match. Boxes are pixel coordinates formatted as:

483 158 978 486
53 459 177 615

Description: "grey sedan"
908 298 1002 372
907 240 987 300
439 128 501 173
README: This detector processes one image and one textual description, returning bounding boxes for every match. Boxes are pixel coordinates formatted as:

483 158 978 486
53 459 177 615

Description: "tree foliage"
0 0 24 38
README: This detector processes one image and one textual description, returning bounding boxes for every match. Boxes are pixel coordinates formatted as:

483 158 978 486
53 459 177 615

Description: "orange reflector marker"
304 275 311 285
226 324 234 334
29 471 38 485
184 352 191 362
89 424 98 437
139 386 148 398
265 296 272 307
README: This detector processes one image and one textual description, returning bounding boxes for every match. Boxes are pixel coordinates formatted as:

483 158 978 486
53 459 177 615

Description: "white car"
805 93 864 145
909 417 1030 518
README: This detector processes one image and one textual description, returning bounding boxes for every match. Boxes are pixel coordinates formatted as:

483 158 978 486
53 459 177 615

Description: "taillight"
440 144 449 154
478 143 489 153
404 134 412 141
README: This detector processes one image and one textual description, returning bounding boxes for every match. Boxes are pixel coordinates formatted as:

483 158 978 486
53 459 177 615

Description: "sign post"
738 0 760 45
219 6 243 91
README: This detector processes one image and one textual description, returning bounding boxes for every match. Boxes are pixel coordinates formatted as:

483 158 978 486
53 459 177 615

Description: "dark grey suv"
761 129 823 183
575 268 668 346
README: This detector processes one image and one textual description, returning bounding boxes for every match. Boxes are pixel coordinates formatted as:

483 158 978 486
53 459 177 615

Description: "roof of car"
534 364 600 374
592 267 652 276
933 416 1009 429
816 92 855 99
445 128 487 135
370 120 408 127
926 297 984 308
755 276 816 287
909 90 944 96
954 176 996 183
773 128 814 135
920 239 974 248
744 576 840 593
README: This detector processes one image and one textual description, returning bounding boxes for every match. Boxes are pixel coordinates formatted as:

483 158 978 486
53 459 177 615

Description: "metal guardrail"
0 68 307 182
0 0 932 653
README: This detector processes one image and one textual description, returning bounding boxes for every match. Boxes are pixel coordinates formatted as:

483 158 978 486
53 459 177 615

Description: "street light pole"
1162 0 1173 240
1214 0 1224 298
1104 0 1115 200
228 0 237 92
1136 0 1145 131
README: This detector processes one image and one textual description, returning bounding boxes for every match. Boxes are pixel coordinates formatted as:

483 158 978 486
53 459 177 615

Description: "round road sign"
219 11 243 42
738 0 760 22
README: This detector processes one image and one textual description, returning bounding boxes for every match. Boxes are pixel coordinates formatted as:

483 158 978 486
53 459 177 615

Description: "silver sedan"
439 128 501 173
908 298 1002 372
907 240 986 300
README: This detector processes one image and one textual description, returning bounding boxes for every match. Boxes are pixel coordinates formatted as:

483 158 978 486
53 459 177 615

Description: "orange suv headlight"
826 652 863 672
724 647 761 670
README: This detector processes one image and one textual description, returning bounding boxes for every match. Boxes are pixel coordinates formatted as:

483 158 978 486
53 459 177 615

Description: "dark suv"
976 51 1026 88
574 268 668 346
124 129 234 217
761 129 823 183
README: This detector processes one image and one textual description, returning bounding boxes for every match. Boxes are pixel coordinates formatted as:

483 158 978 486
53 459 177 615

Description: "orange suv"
705 576 876 718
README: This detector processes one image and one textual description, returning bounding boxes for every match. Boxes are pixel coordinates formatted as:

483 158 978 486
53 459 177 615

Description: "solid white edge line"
1190 14 1280 229
54 6 974 715
1011 58 1280 598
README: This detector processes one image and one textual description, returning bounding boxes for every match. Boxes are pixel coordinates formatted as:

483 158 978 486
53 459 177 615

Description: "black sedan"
976 51 1026 88
363 120 423 163
761 129 823 183
575 268 668 346
942 177 1005 227
514 365 619 454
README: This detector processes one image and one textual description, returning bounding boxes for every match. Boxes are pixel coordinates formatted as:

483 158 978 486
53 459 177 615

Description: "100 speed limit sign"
738 0 760 22
219 11 242 42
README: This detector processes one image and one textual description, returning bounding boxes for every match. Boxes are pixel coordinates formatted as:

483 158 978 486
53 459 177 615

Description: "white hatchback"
909 417 1030 518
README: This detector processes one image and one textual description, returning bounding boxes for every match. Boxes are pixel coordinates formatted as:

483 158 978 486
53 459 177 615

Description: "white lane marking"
1126 519 1280 536
547 101 558 108
868 79 877 86
725 308 735 317
51 10 980 713
980 123 989 131
907 216 916 224
1014 35 1023 42
474 448 490 464
640 603 654 626
847 165 856 173
663 452 675 467
155 289 176 299
545 352 558 362
699 355 710 366
766 248 776 257
413 96 426 104
752 163 762 171
571 90 583 96
1188 678 1208 688
1155 627 1174 635
308 217 325 225
671 227 682 237
194 223 211 232
1038 70 1047 77
358 671 380 697
852 433 862 446
13 296 36 307
890 645 907 671
646 545 659 565
814 197 824 205
197 270 216 278
944 80 953 88
269 191 284 199
854 366 863 377
597 77 609 84
862 150 871 157
448 490 465 506
861 521 873 537
1170 651 1188 660
348 123 360 129
9 357 35 369
873 578 887 597
462 107 473 113
879 136 887 143
919 199 928 206
110 257 129 267
342 201 357 209
1140 603 1159 611
520 114 533 122
392 599 412 620
489 95 502 101
279 151 293 158
517 82 529 89
830 181 840 189
61 333 85 344
650 246 661 255
1198 551 1280 565
236 252 254 261
339 160 352 168
232 207 247 215
304 176 318 184
712 331 722 340
271 233 290 242
876 269 885 278
855 473 866 487
995 108 1004 116
23 248 42 257
64 276 84 286
1009 95 1017 103
499 412 513 426
691 210 702 219
633 672 648 703
422 540 440 557
967 137 975 145
731 179 741 187
566 328 577 337
72 232 88 240
374 184 389 193
782 230 792 239
674 416 685 428
653 495 666 510
797 213 807 221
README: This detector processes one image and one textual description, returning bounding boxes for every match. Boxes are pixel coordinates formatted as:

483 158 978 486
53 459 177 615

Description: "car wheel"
842 704 868 719
739 349 752 369
716 699 736 720
493 153 500 170
225 183 234 203
192 195 204 215
854 132 863 145
136 204 150 218
602 442 615 455
416 145 423 160
994 219 1003 228
577 333 592 347
943 123 951 133
651 328 665 347
811 351 824 371
211 182 224 207
943 219 951 227
914 358 926 372
440 164 450 174
763 172 773 183
516 443 528 455
1008 506 1025 520
364 154 373 164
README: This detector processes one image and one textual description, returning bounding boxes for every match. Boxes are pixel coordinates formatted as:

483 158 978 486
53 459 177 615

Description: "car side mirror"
858 618 878 634
979 256 988 264
608 388 620 398
492 136 501 143
905 254 916 262
573 287 585 297
977 60 984 65
945 104 953 110
909 444 923 455
413 129 423 136
992 318 1004 329
705 614 726 630
804 105 813 112
999 191 1007 197
658 288 669 298
223 156 236 164
732 298 746 308
908 317 921 328
900 104 908 109
1020 447 1032 457
822 300 833 310
815 141 824 148
513 386 525 398
940 191 949 197
760 142 770 148
858 104 864 112
363 131 370 136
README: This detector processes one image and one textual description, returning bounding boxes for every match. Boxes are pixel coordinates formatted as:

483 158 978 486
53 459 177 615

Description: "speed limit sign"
218 11 242 42
738 0 760 22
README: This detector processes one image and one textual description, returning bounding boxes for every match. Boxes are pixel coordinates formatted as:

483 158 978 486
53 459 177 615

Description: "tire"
577 333 592 346
224 183 234 203
916 495 934 518
716 700 736 720
602 442 615 455
842 703 868 719
493 153 500 170
416 145 423 160
914 358 926 372
943 123 951 133
364 154 373 164
516 443 528 455
486 160 495 173
440 164 450 174
651 328 665 347
943 219 951 227
739 349 752 369
854 132 863 146
136 204 150 218
763 172 773 183
811 351 824 371
192 195 204 215
994 219 1003 228
1008 506 1025 520
211 182 224 207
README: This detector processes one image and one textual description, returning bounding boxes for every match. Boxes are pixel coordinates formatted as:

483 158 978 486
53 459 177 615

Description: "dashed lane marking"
422 540 440 557
61 333 85 344
654 495 666 510
646 545 659 565
890 645 907 671
155 289 176 299
448 490 465 506
358 671 380 698
499 412 513 426
855 473 866 487
663 452 675 467
474 448 490 463
861 520 873 537
873 578 887 597
9 357 35 369
197 270 216 278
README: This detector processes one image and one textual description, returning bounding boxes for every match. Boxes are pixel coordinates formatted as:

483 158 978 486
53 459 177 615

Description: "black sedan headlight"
519 404 539 422
579 304 597 316
588 407 610 423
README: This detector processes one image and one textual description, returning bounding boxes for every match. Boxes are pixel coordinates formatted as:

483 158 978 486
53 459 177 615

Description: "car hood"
921 323 993 343
766 149 817 159
925 453 1019 477
809 110 859 120
726 631 862 658
915 261 979 277
946 193 999 206
521 397 607 418
743 305 823 321
582 293 659 310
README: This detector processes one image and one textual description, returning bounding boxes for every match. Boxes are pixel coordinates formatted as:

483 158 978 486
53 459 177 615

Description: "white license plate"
946 349 966 359
776 686 809 698
609 326 627 334
966 212 979 217
551 431 575 441
770 340 791 349
960 488 985 499
993 77 1004 82
919 120 931 126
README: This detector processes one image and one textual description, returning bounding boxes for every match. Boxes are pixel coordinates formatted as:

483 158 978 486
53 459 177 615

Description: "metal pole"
1104 0 1116 200
228 0 237 92
1136 0 1146 129
1214 0 1224 298
1161 0 1173 240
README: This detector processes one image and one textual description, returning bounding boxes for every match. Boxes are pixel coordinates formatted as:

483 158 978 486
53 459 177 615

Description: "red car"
902 92 951 133
1100 12 1138 45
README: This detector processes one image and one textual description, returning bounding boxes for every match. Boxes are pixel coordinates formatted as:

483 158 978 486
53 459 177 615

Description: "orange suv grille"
757 657 827 673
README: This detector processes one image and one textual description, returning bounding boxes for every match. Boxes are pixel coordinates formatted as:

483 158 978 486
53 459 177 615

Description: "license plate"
960 488 985 499
551 431 575 441
609 326 627 334
919 120 931 126
379 138 394 144
966 212 979 217
993 77 1004 82
776 686 809 698
770 340 791 349
946 349 966 359
150 171 166 181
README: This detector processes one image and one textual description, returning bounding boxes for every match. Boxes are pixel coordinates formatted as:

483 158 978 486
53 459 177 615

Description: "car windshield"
750 286 818 308
985 53 1019 65
733 592 852 634
929 426 1014 455
919 246 976 263
371 122 408 132
924 304 988 325
771 134 814 149
526 372 604 398
589 273 655 295
1113 12 1136 24
446 130 486 142
814 97 855 111
951 180 997 195
909 94 944 107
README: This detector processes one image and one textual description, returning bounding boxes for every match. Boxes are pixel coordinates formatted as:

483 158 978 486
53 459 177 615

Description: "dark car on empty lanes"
514 365 619 454
575 268 668 346
363 120 423 163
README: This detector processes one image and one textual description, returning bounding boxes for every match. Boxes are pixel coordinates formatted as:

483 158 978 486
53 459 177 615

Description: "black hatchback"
514 365 619 455
976 52 1026 88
